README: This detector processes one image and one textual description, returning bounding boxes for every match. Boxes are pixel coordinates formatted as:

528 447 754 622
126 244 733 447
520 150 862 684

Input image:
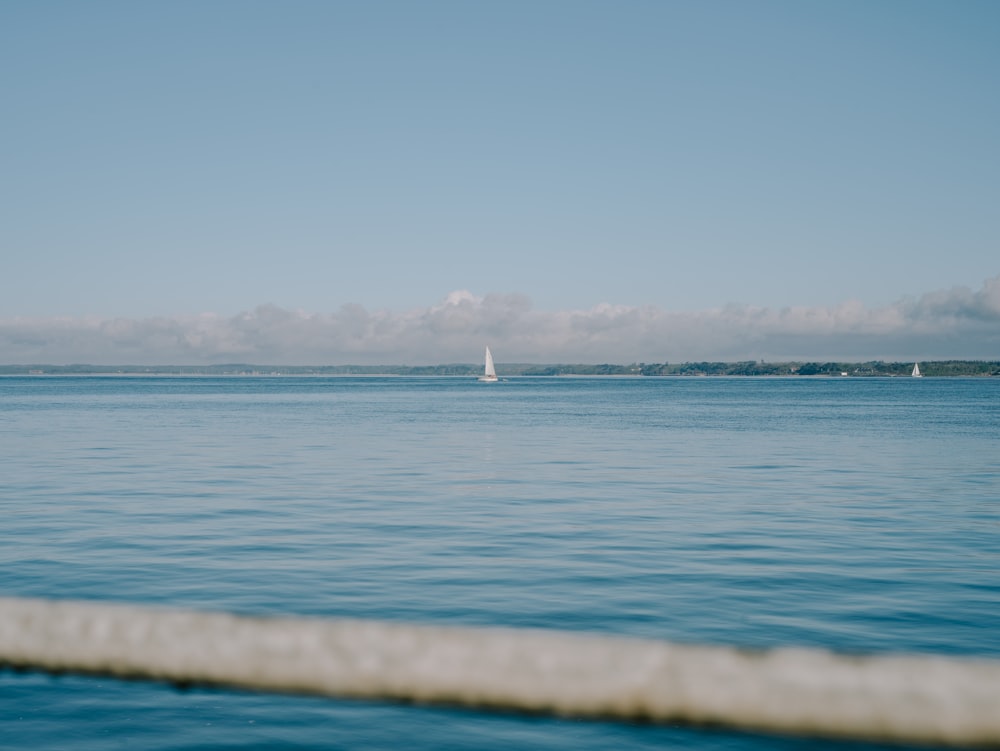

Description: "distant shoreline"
3 361 999 377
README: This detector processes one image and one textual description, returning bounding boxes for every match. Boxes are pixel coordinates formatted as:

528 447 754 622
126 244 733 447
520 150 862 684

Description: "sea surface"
2 375 998 750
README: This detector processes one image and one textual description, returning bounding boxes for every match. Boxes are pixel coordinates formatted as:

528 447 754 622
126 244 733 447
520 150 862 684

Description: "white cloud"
2 277 998 365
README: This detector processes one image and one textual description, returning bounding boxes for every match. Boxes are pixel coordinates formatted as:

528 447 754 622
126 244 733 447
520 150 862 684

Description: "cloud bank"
3 277 999 365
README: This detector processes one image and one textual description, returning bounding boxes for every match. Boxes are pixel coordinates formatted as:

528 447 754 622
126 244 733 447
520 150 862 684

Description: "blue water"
2 376 999 750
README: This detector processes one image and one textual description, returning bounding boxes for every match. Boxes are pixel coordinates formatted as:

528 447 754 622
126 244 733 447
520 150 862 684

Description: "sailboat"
912 363 922 378
478 346 499 382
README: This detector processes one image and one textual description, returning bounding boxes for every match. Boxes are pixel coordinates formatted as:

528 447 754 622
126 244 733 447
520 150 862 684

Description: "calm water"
2 376 999 750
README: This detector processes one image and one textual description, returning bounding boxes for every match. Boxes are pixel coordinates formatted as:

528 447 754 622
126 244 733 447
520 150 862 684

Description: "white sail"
479 346 498 381
912 363 922 377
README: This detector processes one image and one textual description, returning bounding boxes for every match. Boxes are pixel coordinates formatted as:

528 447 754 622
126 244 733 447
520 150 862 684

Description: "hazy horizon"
3 275 998 366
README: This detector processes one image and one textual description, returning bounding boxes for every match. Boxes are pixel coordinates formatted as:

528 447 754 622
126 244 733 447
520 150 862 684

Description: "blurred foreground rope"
2 596 999 747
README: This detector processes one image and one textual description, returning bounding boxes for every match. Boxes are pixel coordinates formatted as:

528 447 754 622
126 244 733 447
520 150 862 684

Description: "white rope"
2 597 998 746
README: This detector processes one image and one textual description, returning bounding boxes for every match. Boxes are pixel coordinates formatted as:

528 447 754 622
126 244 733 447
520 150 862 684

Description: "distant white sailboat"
912 363 922 378
479 346 499 382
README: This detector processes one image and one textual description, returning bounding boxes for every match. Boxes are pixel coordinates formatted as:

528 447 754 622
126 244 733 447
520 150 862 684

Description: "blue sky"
2 1 998 363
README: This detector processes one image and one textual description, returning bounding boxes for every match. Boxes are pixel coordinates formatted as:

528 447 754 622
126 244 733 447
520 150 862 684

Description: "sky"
2 0 998 365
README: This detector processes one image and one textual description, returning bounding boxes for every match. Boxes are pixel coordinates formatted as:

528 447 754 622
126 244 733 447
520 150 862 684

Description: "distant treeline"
522 361 1000 377
3 360 999 376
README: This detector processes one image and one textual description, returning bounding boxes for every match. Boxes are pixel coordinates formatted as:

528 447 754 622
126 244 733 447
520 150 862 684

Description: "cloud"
2 276 999 365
